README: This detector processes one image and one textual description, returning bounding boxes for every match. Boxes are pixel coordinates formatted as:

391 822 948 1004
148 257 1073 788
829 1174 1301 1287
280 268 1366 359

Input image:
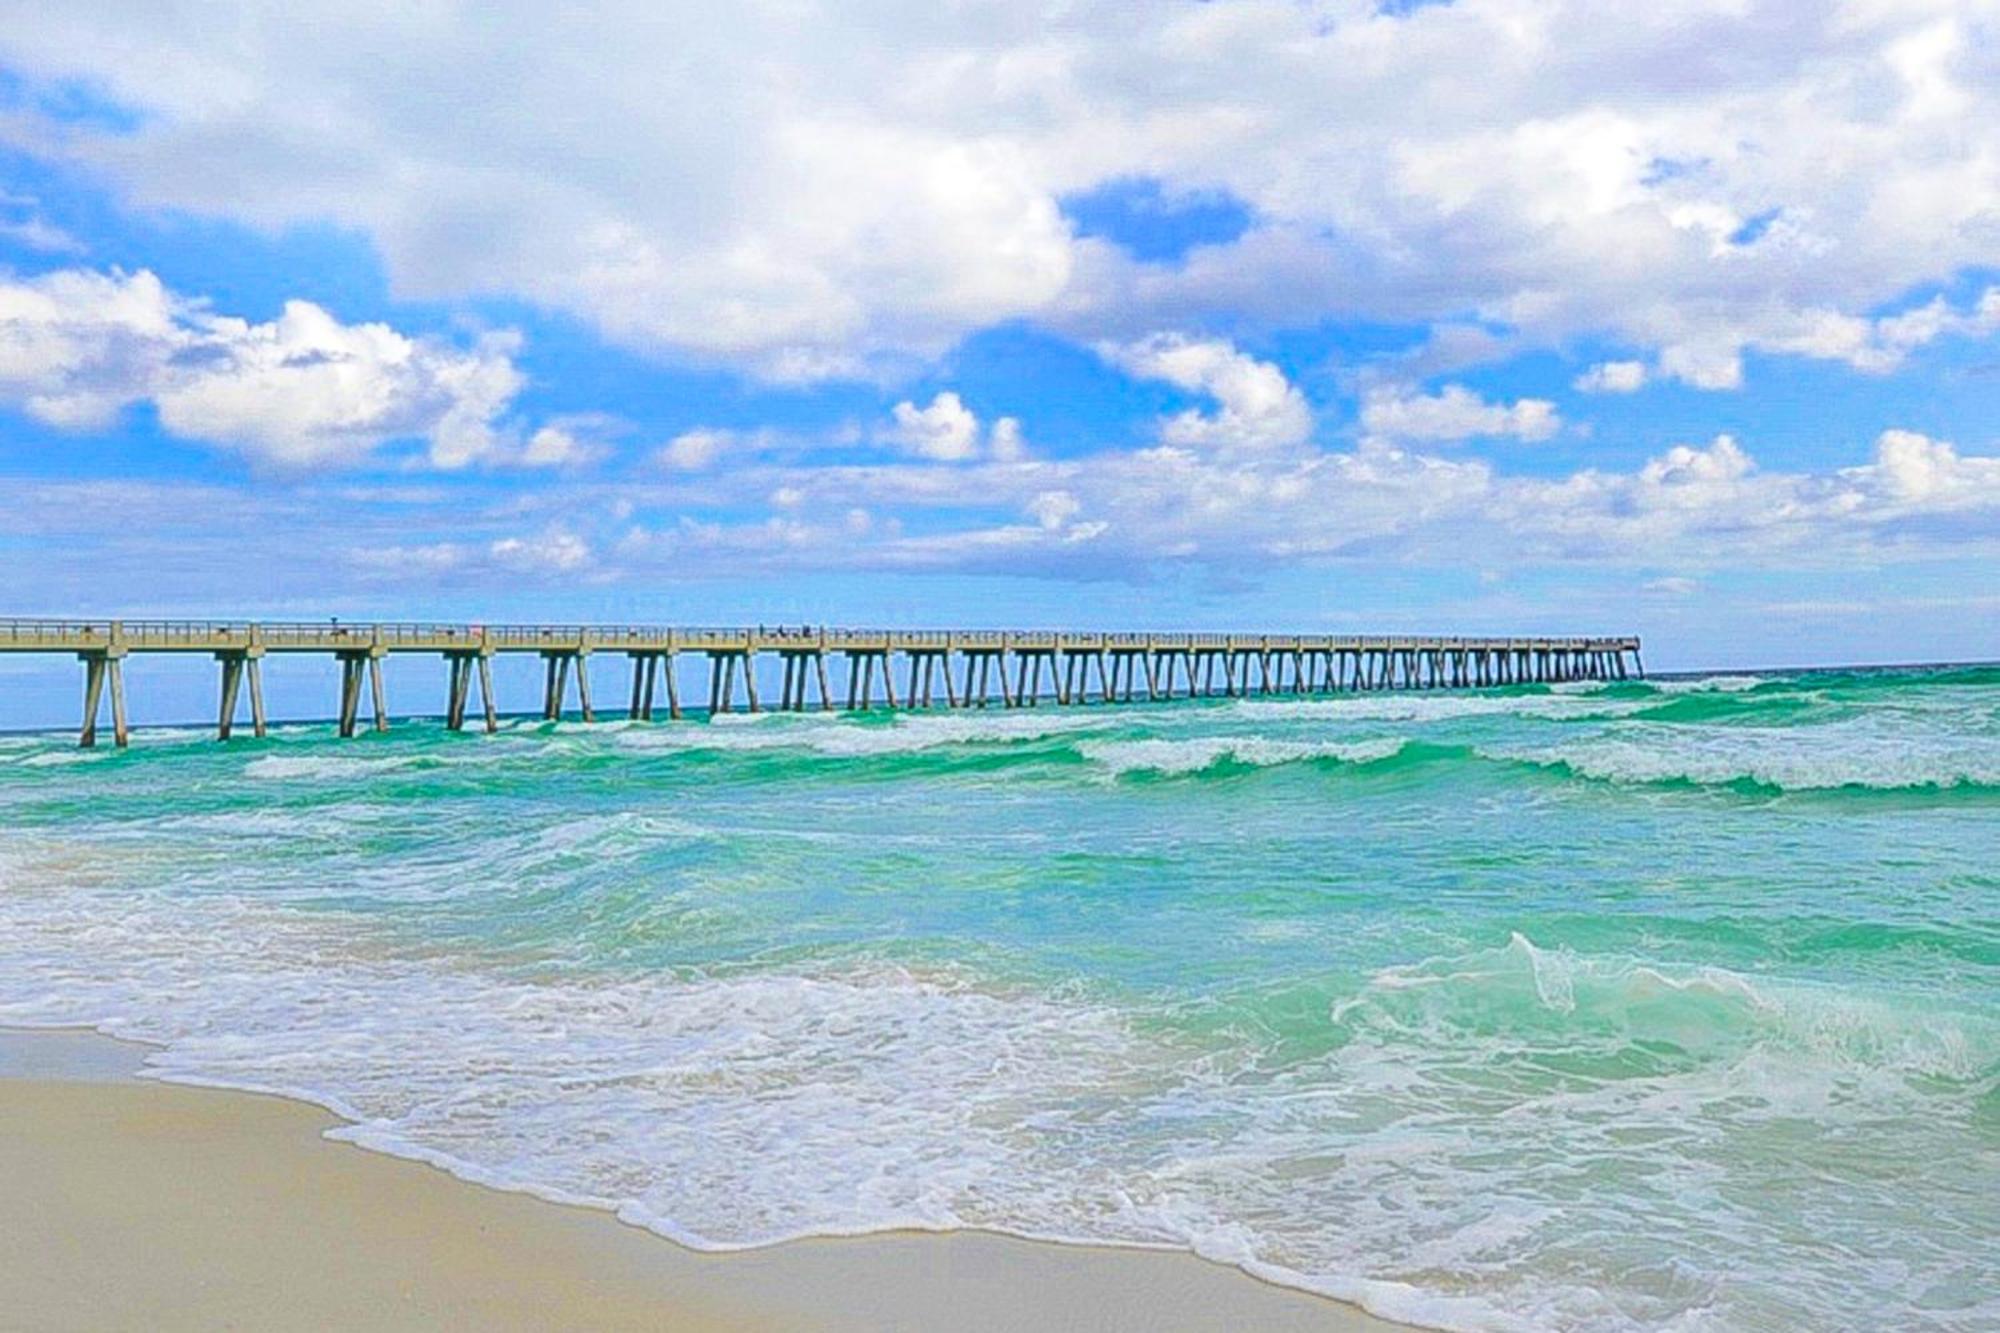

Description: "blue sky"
2 2 1999 722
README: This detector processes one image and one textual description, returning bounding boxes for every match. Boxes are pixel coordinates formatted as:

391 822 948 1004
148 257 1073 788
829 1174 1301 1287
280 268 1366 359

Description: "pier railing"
0 617 1642 749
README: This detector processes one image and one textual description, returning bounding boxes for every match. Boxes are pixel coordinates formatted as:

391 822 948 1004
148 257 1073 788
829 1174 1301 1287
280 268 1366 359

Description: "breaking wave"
1079 735 1408 777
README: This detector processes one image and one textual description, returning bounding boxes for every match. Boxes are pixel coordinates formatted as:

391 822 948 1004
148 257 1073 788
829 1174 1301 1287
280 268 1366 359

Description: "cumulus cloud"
1847 428 2000 508
1574 361 1648 394
886 391 1029 462
0 267 526 469
13 3 1993 382
1359 384 1559 444
1101 334 1311 452
888 391 980 461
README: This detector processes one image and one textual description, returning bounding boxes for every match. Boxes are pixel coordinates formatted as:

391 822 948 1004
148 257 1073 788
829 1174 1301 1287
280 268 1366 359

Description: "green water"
1 666 1995 1330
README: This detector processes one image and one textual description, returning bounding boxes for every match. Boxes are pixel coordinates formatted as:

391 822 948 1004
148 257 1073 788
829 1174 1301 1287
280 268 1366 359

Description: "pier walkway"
0 619 1642 747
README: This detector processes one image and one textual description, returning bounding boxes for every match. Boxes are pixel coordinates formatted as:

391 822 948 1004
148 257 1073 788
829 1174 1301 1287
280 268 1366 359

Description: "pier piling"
575 653 595 722
216 652 245 740
79 653 105 749
336 653 364 738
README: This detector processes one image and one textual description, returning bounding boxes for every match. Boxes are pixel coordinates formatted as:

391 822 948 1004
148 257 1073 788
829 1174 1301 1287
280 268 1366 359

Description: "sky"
2 0 1999 726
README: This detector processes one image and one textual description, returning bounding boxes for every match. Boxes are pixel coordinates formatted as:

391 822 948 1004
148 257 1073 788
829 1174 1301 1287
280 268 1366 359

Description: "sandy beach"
0 1028 1402 1333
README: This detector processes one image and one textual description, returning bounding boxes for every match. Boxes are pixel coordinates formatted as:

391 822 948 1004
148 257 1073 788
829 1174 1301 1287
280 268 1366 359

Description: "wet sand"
0 1028 1405 1333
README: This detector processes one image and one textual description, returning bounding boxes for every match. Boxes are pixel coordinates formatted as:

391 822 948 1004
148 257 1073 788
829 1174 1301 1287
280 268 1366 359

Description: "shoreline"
1 1026 1410 1333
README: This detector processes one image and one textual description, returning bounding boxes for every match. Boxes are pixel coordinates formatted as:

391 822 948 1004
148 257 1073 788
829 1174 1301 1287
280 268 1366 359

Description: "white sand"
0 1028 1406 1333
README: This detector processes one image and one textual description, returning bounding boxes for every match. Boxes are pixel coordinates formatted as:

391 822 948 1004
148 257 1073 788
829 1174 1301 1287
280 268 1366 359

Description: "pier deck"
0 619 1642 747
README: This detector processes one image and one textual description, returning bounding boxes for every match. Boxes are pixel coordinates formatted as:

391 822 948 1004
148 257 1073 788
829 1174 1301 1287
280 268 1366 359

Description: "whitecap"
1080 735 1406 776
1650 674 1767 694
1486 721 2000 791
244 754 424 781
1224 693 1651 725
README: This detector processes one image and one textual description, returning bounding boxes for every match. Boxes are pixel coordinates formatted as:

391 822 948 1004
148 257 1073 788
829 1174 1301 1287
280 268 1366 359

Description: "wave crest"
1334 933 1995 1084
1080 736 1406 777
1485 730 2000 793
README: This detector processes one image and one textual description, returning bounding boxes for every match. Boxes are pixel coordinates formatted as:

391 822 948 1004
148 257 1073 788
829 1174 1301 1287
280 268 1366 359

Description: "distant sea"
2 665 1995 1331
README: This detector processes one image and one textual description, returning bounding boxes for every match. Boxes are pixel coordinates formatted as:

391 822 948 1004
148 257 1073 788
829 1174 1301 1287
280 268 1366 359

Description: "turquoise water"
1 666 1995 1330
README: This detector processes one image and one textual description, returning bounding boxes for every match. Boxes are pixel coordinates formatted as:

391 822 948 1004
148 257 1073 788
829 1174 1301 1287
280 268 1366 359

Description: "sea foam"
1079 735 1406 776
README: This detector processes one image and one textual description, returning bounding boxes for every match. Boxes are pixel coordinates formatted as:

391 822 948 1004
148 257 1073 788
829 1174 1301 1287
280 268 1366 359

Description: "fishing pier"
0 620 1643 747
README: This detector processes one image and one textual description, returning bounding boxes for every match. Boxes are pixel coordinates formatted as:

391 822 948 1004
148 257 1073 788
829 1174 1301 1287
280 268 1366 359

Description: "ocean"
1 665 1994 1331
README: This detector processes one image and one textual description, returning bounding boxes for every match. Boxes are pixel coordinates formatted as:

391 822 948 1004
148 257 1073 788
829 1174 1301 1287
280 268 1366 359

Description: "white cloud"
1360 383 1559 444
520 416 616 470
10 420 1997 611
347 540 467 575
1846 428 2000 508
0 190 83 254
989 415 1027 462
656 427 735 473
889 391 980 461
1656 341 1744 392
885 391 1030 462
1638 434 1753 489
0 267 525 469
490 526 591 573
15 3 1992 382
1026 489 1081 529
1101 334 1311 453
616 417 2000 579
1574 361 1648 394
